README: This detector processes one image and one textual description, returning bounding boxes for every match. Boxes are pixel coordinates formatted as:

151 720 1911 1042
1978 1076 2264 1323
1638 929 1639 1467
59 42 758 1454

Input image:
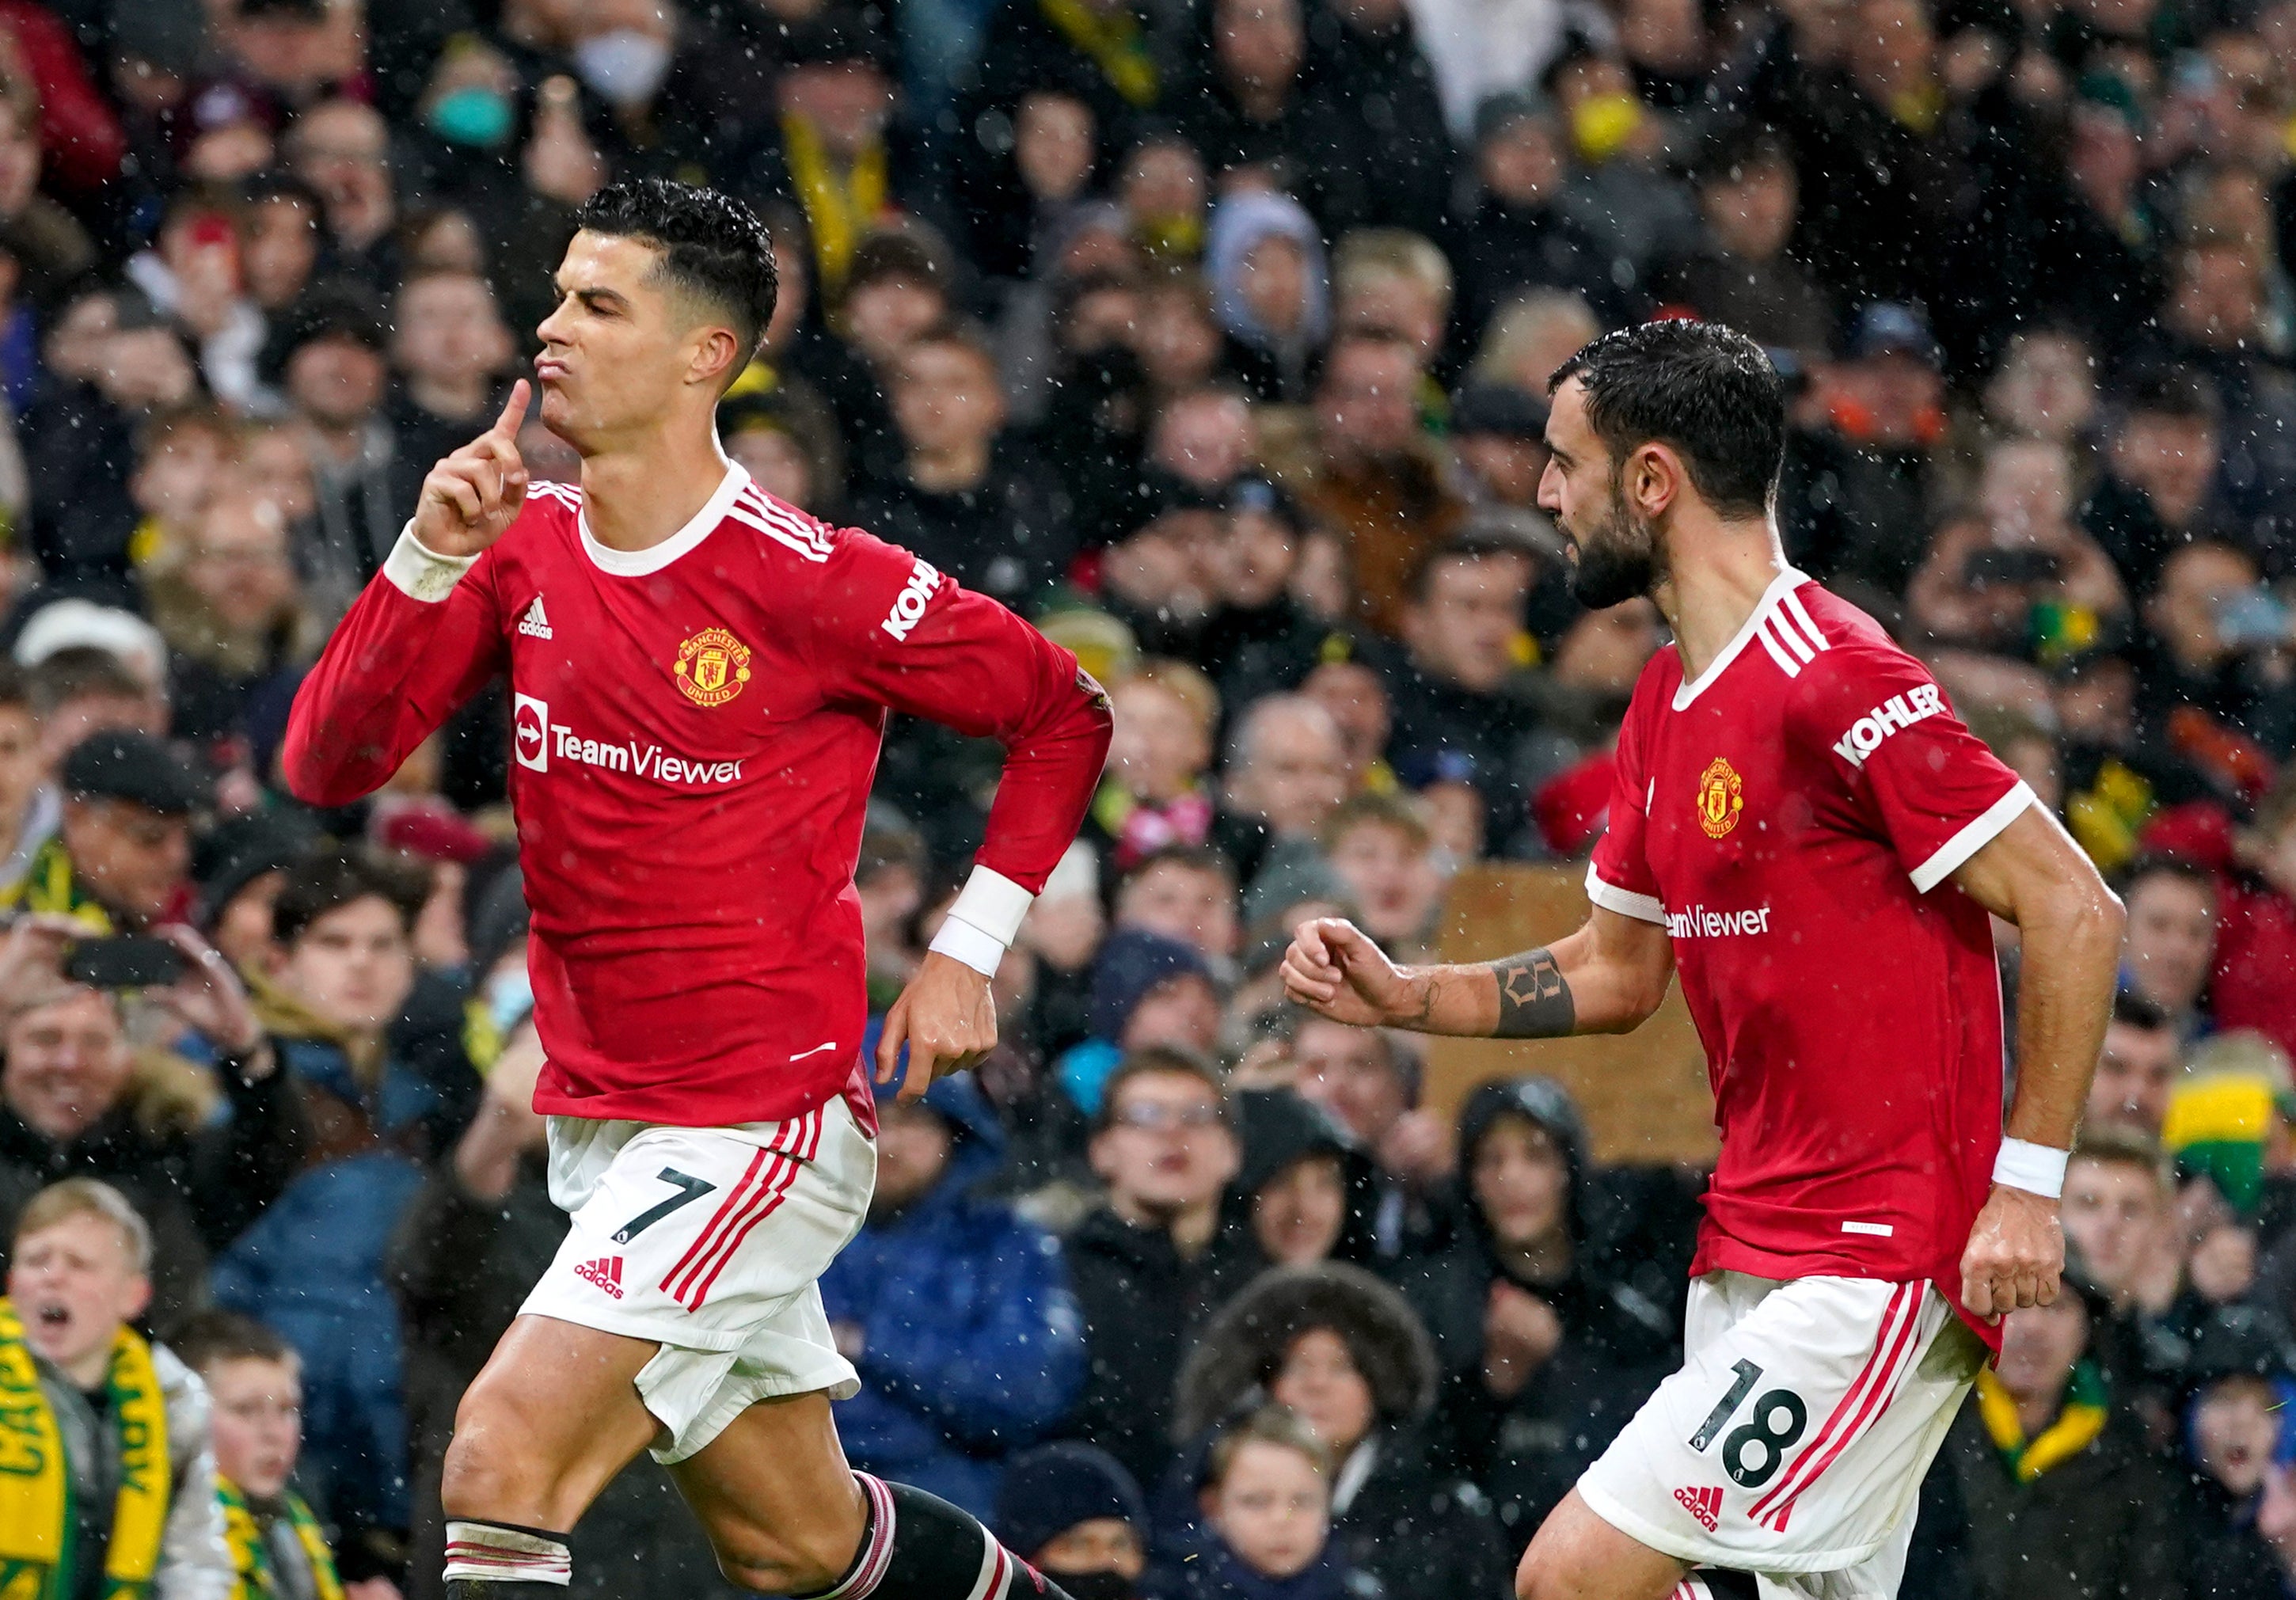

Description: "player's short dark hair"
1093 1045 1231 1136
273 846 426 946
2111 990 2174 1032
573 179 777 364
169 1308 295 1374
1549 320 1785 519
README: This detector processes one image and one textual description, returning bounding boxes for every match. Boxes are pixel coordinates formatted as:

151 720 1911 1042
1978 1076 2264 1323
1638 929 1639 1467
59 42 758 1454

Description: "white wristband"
926 866 1036 979
1992 1137 2069 1199
382 523 478 602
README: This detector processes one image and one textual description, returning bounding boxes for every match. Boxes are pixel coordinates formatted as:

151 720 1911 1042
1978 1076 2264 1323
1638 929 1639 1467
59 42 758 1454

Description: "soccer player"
283 181 1112 1600
1281 321 2123 1600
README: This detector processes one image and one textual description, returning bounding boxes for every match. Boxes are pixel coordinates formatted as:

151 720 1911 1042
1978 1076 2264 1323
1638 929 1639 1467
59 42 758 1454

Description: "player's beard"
1567 473 1666 609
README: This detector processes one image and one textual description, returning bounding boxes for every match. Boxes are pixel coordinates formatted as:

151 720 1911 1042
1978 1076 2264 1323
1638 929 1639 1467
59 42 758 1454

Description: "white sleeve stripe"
1585 863 1666 925
1780 587 1829 654
1908 781 2038 893
1775 610 1818 663
1755 618 1803 676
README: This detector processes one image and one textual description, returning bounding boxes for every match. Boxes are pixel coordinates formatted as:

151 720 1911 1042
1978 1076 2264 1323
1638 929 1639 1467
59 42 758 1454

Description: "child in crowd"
1156 1407 1383 1598
172 1308 387 1600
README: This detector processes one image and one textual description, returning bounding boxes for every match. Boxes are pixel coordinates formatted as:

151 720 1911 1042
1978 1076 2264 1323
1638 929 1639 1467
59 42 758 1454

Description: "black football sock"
443 1517 572 1595
793 1474 1073 1600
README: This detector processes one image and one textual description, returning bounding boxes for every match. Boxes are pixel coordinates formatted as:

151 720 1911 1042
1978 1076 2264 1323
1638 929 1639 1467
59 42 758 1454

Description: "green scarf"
0 1298 172 1599
1038 0 1158 107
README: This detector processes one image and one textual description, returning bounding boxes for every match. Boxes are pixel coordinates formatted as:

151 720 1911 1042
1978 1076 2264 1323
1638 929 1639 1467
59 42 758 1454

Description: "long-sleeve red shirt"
284 466 1112 1126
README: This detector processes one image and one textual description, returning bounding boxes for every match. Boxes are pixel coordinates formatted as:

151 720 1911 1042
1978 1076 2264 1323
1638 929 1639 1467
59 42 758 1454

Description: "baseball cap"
63 732 208 816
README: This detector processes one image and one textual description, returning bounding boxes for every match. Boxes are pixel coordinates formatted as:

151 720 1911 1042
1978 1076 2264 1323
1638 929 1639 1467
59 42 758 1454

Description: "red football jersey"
1589 569 2032 1337
284 466 1112 1127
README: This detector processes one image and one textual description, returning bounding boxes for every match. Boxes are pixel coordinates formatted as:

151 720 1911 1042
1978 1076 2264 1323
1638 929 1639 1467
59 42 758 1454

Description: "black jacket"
1940 1403 2184 1600
1062 1204 1258 1489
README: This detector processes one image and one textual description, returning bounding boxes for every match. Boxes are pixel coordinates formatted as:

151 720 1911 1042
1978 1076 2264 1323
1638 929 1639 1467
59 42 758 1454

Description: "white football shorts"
1576 1271 1986 1600
519 1096 876 1463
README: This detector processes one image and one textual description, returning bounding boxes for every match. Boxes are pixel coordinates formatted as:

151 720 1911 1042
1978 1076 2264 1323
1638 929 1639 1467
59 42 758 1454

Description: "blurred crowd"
2 0 2296 1594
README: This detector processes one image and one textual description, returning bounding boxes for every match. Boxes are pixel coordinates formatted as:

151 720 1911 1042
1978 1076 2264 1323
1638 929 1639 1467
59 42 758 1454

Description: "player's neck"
1655 516 1792 685
580 431 736 553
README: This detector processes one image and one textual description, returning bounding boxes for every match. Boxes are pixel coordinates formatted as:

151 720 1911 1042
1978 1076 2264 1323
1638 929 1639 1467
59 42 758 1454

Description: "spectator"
270 282 398 621
212 849 458 1545
1150 1405 1386 1599
847 321 1072 615
2118 854 2220 1034
1378 534 1541 855
816 231 953 491
2181 1306 2296 1596
1196 477 1332 713
1288 1016 1447 1264
1796 302 1953 595
1204 191 1330 405
0 914 298 1326
1907 439 2129 664
1320 793 1445 963
1096 662 1222 873
1660 131 1834 359
1181 0 1370 230
2085 992 2182 1139
764 13 917 298
0 660 51 901
996 1442 1152 1599
1174 1264 1509 1599
1449 94 1630 340
26 646 169 772
170 1309 378 1600
147 481 314 746
2217 772 2296 1061
1228 1086 1375 1270
1301 0 1452 238
1447 385 1548 514
1942 1284 2184 1600
1114 846 1242 971
2132 539 2295 755
1215 694 1350 895
3 1179 234 1596
1064 1047 1252 1489
285 100 398 282
821 1072 1087 1517
1059 929 1225 1117
1398 1077 1676 1549
46 732 205 931
386 269 515 490
2081 367 2237 600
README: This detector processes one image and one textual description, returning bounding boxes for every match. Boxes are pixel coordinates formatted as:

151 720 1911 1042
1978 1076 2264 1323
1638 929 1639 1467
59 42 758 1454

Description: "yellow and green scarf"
0 1298 171 1600
1975 1359 2107 1482
0 836 112 930
219 1477 344 1600
782 112 888 298
1038 0 1158 107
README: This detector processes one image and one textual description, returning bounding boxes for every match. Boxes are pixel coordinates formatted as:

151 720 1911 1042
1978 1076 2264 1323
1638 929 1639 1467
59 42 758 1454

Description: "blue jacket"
821 1071 1087 1518
211 1028 447 1533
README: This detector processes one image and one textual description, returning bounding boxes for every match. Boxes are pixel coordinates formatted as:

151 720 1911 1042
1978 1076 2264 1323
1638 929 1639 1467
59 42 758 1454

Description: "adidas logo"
574 1256 623 1298
1674 1484 1720 1531
519 596 553 639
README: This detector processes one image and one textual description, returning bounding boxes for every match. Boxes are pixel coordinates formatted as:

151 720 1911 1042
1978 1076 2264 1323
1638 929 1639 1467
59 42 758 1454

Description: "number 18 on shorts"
1577 1273 1986 1589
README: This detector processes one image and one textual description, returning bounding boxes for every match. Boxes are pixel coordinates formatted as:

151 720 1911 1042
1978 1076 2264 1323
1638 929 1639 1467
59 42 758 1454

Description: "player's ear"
1627 442 1682 519
687 324 744 390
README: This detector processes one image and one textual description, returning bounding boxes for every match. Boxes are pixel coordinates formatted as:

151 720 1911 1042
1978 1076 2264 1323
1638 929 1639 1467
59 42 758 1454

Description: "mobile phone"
65 937 185 989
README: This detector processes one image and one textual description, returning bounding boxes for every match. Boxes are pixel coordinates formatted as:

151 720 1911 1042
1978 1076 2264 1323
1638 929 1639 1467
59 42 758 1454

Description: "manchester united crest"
673 626 752 708
1695 756 1743 839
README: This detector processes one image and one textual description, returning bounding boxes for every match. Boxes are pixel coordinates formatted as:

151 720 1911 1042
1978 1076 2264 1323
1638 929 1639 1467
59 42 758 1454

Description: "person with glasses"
1063 1047 1252 1489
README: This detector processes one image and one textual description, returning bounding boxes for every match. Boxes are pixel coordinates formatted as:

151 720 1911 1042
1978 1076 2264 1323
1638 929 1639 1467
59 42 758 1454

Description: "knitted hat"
994 1443 1147 1565
1088 927 1211 1042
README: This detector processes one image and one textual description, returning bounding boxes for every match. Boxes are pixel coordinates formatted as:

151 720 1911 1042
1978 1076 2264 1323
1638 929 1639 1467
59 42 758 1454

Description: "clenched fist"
412 379 532 557
1960 1183 2065 1321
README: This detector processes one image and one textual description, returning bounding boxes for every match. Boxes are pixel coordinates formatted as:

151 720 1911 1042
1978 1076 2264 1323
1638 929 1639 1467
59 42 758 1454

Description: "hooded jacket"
819 1074 1088 1518
1227 1090 1381 1271
1166 1264 1509 1599
1397 1077 1681 1548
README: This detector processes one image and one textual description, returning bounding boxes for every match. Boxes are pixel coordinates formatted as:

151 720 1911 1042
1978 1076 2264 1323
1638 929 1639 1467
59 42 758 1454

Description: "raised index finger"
492 378 531 440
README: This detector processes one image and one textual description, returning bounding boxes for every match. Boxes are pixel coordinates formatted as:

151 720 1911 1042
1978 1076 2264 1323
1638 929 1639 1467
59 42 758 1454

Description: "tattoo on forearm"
1490 948 1575 1039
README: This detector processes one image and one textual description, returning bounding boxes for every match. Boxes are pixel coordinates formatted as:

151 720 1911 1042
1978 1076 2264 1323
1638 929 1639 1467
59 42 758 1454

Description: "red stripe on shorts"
658 1145 767 1296
1747 1283 1914 1525
1766 1291 1929 1532
686 1150 804 1309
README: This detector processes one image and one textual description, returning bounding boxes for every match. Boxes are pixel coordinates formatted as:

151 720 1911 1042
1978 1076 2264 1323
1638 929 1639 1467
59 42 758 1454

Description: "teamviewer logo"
515 694 549 772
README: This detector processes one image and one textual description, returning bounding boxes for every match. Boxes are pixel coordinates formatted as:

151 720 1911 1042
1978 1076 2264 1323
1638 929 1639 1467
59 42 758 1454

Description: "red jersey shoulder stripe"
728 485 837 563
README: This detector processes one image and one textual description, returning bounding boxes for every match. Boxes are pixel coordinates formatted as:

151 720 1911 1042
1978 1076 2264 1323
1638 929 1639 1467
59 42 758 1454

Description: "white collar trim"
579 459 748 576
1671 566 1813 711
